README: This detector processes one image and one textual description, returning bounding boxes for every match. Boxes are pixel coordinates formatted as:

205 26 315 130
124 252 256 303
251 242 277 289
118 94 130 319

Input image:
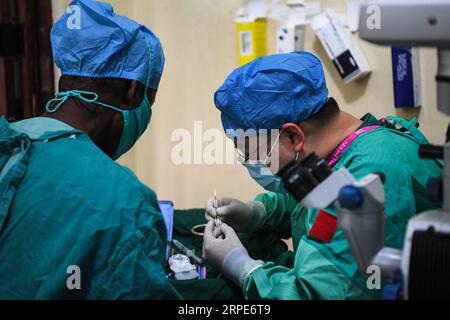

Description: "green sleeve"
91 232 180 299
243 234 370 300
254 192 301 239
89 203 181 299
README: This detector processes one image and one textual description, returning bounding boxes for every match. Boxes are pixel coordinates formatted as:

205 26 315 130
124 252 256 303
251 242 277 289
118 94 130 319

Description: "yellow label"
236 18 267 66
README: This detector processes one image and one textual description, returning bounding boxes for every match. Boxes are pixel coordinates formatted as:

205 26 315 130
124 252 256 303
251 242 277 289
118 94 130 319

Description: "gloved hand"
205 197 266 233
203 221 264 288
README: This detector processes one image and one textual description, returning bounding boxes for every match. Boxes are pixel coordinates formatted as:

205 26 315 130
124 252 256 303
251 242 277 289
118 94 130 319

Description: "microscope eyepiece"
278 153 332 202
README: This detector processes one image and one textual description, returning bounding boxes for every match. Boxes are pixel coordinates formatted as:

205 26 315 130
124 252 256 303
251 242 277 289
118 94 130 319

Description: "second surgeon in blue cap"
203 52 442 300
0 0 180 299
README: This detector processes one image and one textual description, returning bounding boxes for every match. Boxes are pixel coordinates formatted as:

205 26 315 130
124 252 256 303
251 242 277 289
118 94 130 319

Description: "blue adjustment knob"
338 185 364 209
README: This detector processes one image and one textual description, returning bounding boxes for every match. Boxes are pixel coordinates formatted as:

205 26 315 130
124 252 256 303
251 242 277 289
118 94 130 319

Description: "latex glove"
205 197 266 233
203 221 263 287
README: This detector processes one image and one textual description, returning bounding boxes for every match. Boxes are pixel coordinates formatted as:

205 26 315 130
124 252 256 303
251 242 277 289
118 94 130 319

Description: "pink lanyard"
327 125 380 168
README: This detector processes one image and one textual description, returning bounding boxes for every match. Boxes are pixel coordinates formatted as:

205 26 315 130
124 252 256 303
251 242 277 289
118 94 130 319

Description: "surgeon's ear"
281 123 305 153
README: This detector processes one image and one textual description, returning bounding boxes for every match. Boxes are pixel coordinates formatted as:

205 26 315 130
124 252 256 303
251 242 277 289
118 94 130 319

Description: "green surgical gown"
0 116 180 299
243 114 443 300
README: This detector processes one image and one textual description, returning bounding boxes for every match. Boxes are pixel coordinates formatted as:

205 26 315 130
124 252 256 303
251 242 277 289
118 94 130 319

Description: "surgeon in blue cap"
203 52 442 299
0 0 180 299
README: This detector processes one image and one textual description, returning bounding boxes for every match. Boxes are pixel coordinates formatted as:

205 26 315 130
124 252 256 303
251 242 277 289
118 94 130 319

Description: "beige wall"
53 0 450 210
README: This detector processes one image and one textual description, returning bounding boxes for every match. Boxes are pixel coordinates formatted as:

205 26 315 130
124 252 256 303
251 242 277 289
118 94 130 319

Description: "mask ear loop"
264 130 282 164
141 37 153 105
263 130 300 167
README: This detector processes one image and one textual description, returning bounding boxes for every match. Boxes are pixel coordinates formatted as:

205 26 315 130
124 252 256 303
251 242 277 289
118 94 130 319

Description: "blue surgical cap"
51 0 165 89
214 52 329 138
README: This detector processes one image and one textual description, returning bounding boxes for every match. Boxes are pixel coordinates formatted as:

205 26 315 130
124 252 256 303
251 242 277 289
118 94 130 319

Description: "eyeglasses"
236 148 257 164
235 131 282 165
